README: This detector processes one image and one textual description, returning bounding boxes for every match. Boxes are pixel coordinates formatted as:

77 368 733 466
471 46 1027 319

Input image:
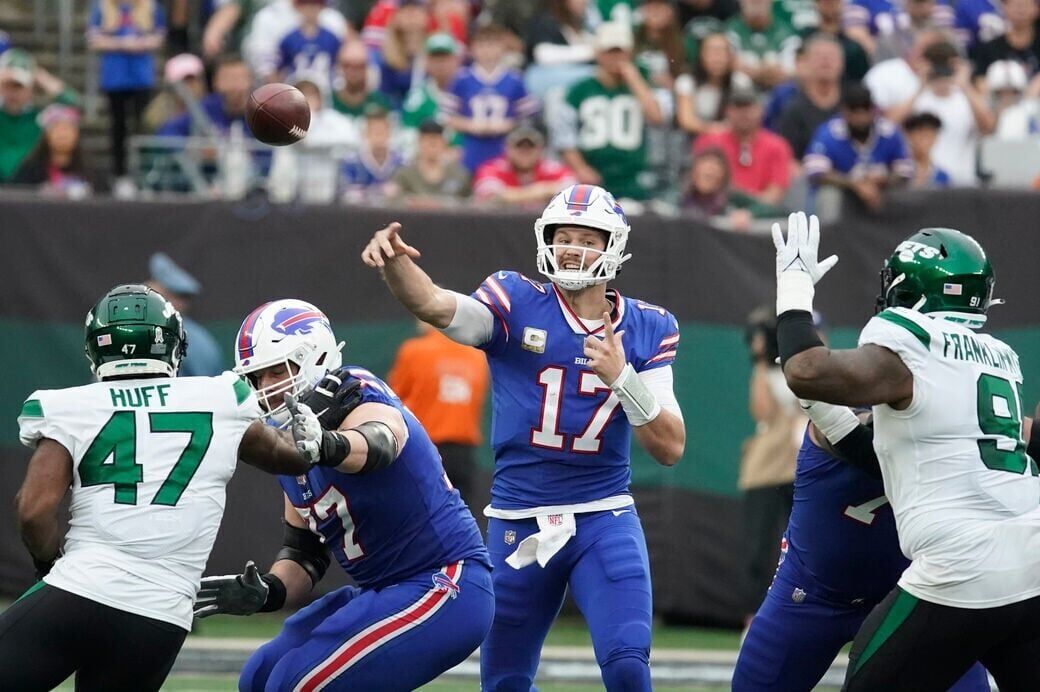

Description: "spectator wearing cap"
271 0 342 91
11 105 92 196
724 0 800 90
986 60 1040 137
146 253 224 377
903 111 951 188
473 125 578 206
776 34 844 158
443 24 540 173
387 119 470 203
332 41 394 126
87 0 167 181
553 22 665 201
973 0 1040 80
804 84 912 211
143 53 207 132
158 54 253 137
0 49 78 182
798 0 870 82
675 31 754 137
401 33 461 144
693 86 793 206
892 39 996 185
241 0 347 82
341 105 404 200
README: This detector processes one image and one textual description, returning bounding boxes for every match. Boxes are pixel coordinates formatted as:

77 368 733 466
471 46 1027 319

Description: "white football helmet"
534 184 632 291
233 299 343 425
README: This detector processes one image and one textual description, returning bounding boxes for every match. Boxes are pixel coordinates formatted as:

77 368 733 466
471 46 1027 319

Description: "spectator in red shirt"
363 0 468 52
693 86 793 206
472 125 577 206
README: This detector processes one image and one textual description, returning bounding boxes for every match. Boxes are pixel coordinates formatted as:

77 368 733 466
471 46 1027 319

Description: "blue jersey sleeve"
470 270 524 356
631 302 680 372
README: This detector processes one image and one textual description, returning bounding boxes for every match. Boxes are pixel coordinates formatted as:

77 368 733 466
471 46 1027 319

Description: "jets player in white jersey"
0 285 347 692
771 214 1040 691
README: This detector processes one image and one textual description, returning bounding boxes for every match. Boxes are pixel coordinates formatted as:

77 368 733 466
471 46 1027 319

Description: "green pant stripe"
851 588 919 676
13 579 46 605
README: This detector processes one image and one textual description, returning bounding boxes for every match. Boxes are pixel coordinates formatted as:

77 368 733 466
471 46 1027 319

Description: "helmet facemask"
533 184 633 291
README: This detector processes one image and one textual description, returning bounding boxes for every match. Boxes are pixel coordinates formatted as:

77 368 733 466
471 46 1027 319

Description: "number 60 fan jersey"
17 372 262 630
859 307 1040 608
471 270 679 510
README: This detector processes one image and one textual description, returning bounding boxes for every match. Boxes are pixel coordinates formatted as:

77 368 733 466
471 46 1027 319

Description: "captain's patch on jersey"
522 327 547 354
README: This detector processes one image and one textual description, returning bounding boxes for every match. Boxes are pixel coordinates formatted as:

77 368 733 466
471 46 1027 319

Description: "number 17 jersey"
472 271 680 510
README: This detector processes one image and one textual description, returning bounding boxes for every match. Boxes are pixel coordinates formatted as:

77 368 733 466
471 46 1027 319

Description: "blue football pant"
240 560 494 692
481 509 653 692
733 570 990 692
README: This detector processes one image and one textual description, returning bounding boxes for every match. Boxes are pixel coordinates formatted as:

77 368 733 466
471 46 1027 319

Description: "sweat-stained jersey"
471 271 680 510
279 367 490 588
17 372 261 630
859 306 1040 608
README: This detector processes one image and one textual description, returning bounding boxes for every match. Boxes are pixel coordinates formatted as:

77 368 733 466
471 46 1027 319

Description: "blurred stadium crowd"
1 0 1039 227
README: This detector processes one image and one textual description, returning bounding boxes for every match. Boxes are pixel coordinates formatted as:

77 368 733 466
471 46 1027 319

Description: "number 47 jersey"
472 271 680 510
860 307 1040 609
17 372 261 631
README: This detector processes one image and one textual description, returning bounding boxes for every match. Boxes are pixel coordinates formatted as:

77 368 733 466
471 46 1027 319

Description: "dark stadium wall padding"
3 191 1040 623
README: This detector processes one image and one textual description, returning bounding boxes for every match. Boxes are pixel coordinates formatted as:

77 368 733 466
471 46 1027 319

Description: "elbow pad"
274 521 330 587
832 424 883 479
356 421 398 475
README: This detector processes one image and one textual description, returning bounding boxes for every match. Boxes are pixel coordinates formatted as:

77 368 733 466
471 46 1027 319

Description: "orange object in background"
388 326 489 447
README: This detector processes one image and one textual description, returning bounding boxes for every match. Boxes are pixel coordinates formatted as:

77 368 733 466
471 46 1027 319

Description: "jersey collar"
552 284 625 336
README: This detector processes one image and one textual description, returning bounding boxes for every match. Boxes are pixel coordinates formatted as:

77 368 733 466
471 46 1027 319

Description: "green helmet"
876 228 996 326
85 284 188 379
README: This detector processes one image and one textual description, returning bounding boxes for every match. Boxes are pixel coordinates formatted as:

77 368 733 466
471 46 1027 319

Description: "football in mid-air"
246 83 310 146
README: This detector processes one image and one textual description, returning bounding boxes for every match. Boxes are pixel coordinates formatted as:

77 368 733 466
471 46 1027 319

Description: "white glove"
772 212 839 315
286 394 322 464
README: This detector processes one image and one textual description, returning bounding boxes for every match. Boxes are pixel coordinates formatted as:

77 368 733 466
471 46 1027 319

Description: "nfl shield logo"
504 530 516 545
548 514 563 527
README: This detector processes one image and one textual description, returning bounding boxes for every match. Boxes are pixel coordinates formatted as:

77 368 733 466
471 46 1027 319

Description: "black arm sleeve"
1027 417 1040 464
831 423 883 479
274 521 331 586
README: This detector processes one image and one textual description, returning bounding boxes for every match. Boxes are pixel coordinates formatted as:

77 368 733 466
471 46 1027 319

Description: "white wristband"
800 399 860 444
776 271 815 315
610 364 661 427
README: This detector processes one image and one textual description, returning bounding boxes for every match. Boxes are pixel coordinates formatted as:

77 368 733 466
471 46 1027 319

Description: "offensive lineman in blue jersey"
193 299 493 692
732 416 990 691
361 184 686 691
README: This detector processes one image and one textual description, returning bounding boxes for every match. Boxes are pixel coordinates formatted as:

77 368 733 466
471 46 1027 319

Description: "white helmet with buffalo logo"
234 299 343 424
534 184 632 290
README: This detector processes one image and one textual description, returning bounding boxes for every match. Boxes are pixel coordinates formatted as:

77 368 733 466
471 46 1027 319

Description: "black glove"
195 560 280 618
298 368 364 431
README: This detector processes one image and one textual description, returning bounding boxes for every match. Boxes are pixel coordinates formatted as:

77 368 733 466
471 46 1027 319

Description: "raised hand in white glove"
772 212 839 315
286 393 322 464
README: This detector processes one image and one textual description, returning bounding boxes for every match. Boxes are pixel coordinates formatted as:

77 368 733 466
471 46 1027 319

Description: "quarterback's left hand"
584 312 626 386
772 212 838 284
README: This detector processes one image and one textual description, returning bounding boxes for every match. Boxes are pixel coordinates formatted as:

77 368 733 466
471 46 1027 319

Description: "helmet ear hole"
316 352 327 367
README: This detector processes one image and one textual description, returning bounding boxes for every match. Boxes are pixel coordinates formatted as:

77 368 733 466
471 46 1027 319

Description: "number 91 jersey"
859 307 1040 608
17 372 262 630
472 271 680 510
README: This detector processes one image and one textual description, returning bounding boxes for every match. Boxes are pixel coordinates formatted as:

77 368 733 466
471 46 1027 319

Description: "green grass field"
59 675 728 691
189 612 742 651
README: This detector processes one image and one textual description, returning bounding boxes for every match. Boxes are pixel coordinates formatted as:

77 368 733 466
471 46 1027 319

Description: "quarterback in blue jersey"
362 183 686 691
194 299 493 692
732 419 990 691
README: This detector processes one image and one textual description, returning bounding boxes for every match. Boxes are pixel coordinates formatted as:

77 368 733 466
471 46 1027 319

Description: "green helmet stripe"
878 310 930 348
